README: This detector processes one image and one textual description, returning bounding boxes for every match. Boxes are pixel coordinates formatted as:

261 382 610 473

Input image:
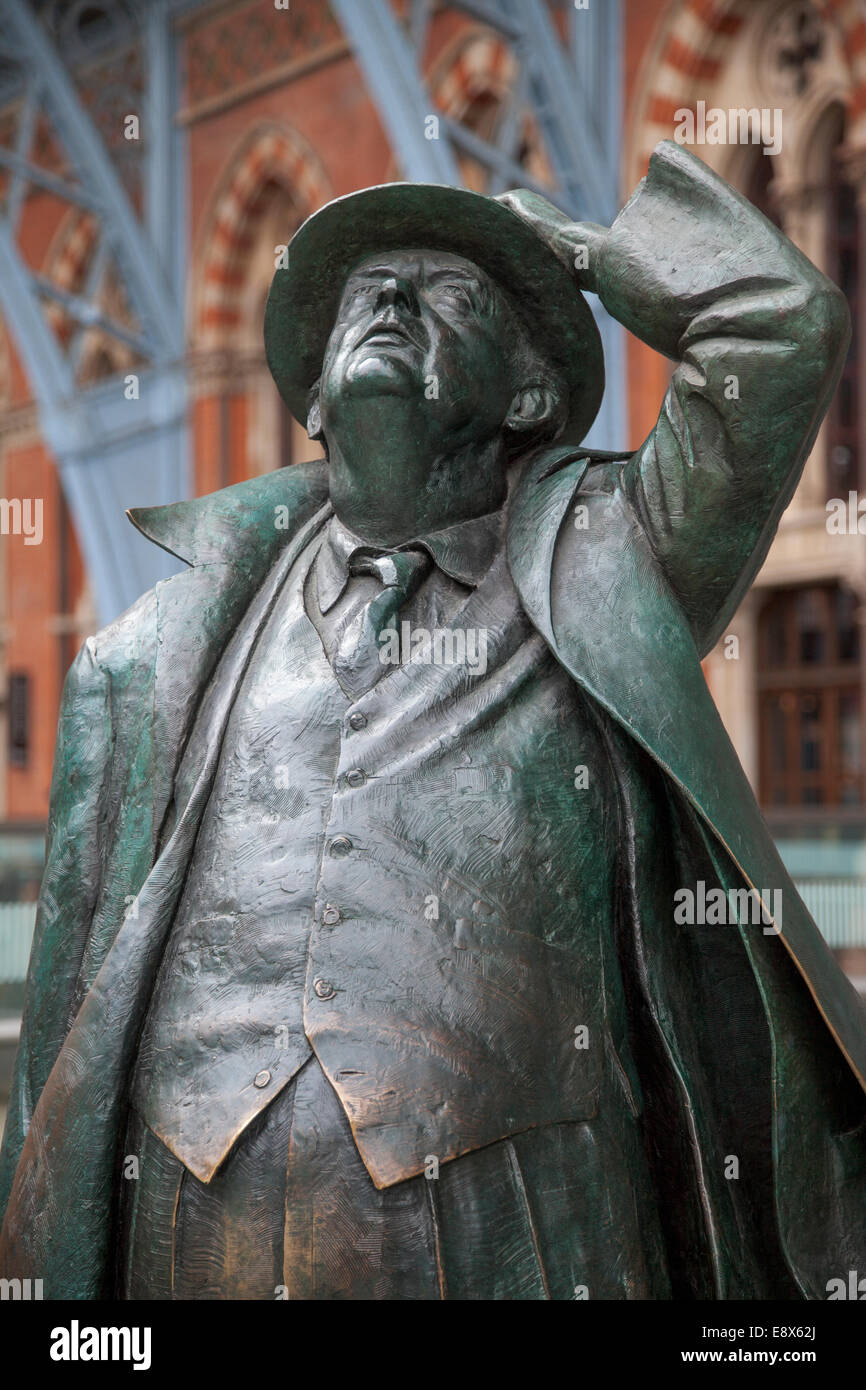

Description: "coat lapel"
507 446 866 1094
0 463 331 1297
139 458 331 837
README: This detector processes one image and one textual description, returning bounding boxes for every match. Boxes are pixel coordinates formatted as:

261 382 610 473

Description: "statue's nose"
375 275 418 314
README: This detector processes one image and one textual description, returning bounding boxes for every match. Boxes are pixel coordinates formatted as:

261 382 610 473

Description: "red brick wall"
4 443 62 819
2 180 85 820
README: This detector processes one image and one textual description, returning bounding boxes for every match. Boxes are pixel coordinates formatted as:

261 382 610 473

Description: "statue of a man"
1 142 864 1300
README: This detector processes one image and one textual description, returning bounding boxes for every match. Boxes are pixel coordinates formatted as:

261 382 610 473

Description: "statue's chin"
340 348 420 396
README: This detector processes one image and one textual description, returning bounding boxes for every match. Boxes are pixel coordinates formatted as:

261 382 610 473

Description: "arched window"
758 584 862 809
238 189 321 475
742 148 781 228
193 127 332 485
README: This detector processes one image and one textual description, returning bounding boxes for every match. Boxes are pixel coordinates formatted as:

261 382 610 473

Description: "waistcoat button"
313 977 336 1000
328 836 353 858
254 1070 271 1089
321 904 342 925
348 712 367 731
345 768 366 788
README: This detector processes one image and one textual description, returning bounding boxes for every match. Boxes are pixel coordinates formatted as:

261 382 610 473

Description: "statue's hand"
497 189 608 295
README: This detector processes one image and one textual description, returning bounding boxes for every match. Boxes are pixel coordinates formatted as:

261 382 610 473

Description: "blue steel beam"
409 0 434 56
498 0 610 220
145 0 181 298
566 0 626 452
0 0 182 357
0 219 81 448
330 0 462 185
441 114 556 200
0 0 188 621
0 210 184 616
483 57 531 197
5 74 38 233
0 144 99 214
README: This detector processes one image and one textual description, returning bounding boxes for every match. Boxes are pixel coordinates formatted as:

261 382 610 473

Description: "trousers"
117 1047 670 1300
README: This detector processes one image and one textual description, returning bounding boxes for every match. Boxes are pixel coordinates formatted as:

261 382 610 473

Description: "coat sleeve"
593 141 850 657
0 637 111 1227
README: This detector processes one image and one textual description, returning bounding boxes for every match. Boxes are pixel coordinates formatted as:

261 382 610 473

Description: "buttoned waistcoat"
131 518 625 1187
2 141 865 1299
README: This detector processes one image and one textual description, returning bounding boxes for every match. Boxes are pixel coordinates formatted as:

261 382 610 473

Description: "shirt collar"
316 506 505 614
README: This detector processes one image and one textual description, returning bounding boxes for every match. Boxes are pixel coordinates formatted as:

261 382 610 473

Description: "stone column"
704 590 761 792
774 178 832 511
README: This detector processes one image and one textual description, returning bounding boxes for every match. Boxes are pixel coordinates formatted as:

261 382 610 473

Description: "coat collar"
124 445 611 575
126 457 331 572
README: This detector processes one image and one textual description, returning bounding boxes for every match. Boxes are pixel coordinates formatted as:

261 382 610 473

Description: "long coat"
1 142 865 1299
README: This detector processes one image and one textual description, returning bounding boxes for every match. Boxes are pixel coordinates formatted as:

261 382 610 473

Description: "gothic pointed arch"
193 123 333 349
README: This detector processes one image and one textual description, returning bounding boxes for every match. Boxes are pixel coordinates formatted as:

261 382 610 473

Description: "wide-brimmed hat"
264 182 604 447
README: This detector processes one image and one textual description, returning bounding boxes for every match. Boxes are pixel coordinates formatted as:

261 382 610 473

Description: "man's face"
317 248 519 451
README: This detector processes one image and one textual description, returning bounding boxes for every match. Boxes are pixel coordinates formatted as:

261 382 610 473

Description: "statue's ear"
306 382 323 440
504 384 559 440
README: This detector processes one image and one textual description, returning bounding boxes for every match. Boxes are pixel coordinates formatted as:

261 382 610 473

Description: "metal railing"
0 902 36 985
793 881 866 950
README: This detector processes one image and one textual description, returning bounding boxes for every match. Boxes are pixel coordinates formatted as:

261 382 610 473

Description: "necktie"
332 547 433 698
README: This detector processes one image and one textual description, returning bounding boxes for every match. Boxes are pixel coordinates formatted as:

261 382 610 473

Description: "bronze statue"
1 142 864 1300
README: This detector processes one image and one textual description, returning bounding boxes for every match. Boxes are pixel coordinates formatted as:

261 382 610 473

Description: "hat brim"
264 182 604 449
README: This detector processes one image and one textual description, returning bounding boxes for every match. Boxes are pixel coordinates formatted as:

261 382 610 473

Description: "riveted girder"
0 0 188 622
